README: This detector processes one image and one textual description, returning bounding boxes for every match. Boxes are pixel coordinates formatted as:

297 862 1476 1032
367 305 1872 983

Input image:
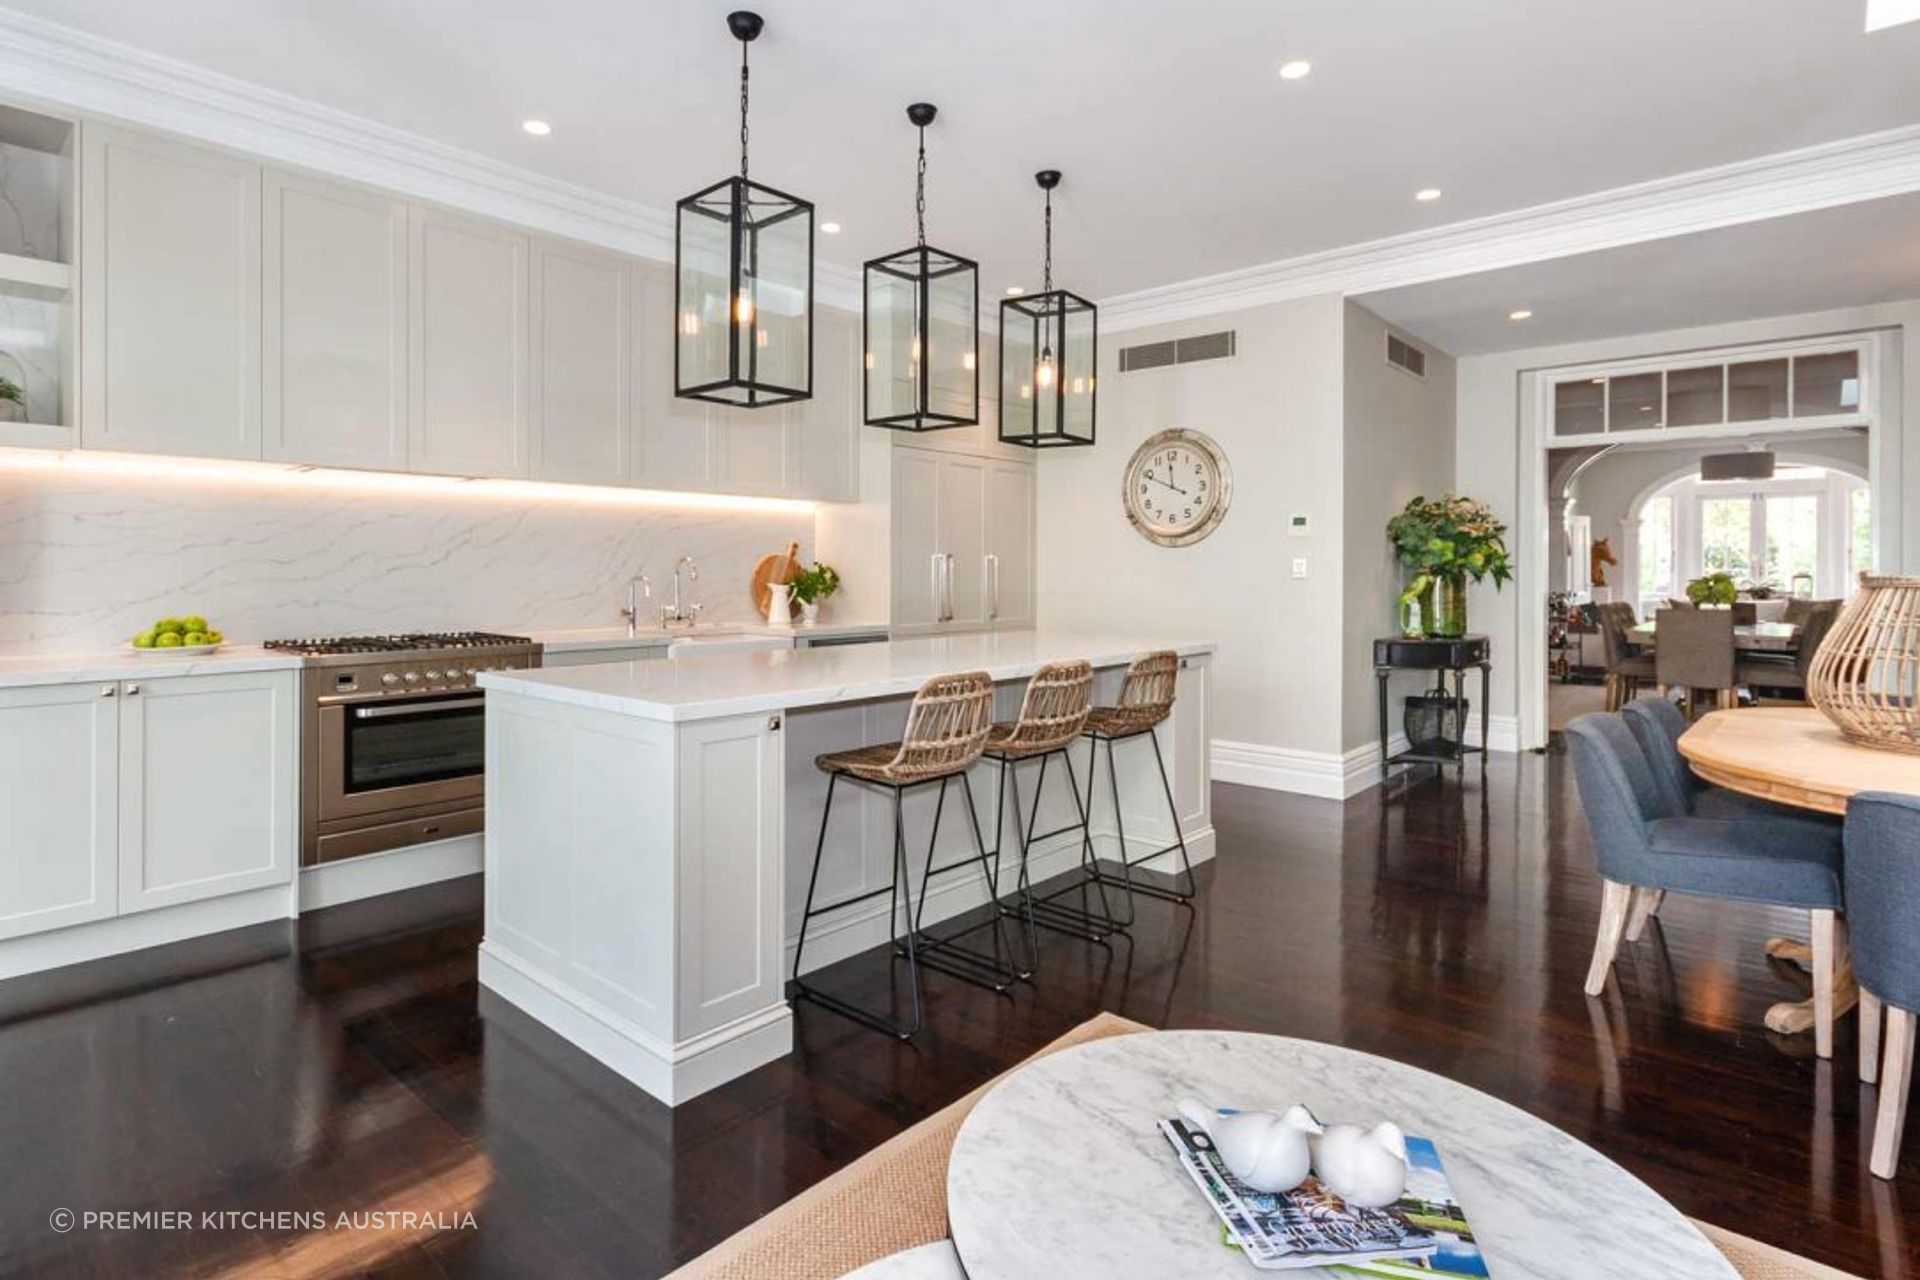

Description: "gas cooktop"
264 631 535 657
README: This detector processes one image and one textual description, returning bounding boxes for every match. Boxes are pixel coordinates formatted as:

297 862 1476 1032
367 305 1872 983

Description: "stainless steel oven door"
316 692 487 823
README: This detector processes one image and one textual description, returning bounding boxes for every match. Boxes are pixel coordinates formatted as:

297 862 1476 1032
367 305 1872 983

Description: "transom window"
1551 339 1868 443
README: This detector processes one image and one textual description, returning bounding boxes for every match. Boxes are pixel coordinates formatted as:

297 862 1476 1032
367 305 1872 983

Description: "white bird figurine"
1177 1099 1323 1193
1311 1121 1410 1209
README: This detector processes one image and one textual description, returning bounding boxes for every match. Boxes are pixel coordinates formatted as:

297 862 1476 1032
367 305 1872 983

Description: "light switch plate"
1291 558 1308 579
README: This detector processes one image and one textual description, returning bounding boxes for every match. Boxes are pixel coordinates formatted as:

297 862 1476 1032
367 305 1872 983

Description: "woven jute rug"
665 1012 1862 1280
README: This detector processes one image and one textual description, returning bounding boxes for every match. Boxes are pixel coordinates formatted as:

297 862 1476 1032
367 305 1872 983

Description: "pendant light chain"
915 125 928 249
1042 186 1054 295
738 36 751 180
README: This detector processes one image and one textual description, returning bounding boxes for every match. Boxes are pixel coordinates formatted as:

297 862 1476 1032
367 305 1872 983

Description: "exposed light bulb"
735 290 755 324
1035 353 1057 389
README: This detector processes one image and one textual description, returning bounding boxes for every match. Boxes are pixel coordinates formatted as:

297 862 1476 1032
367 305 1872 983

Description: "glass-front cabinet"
1548 338 1868 442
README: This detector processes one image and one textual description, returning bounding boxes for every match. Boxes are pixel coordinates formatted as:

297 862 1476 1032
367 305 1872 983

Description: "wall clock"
1122 428 1232 547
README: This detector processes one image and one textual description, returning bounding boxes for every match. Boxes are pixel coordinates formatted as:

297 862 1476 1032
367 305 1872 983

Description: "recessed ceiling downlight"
521 119 552 136
819 221 842 234
1415 188 1443 202
1005 286 1025 296
1278 60 1313 81
1509 309 1533 321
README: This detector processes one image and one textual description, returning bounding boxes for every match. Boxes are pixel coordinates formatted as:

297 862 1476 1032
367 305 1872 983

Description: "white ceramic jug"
766 581 792 626
1178 1099 1322 1193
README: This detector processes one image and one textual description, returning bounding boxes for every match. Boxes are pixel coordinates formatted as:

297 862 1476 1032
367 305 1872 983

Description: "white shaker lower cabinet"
531 239 630 484
0 672 296 958
0 684 119 942
80 124 263 459
890 445 1032 636
117 671 297 915
408 206 531 478
263 169 409 470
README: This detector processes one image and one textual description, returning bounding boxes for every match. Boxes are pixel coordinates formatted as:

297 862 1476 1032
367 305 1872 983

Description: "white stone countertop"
0 645 306 689
526 620 890 652
479 630 1215 723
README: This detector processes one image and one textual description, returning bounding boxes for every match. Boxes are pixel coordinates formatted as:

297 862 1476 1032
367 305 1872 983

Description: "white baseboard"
0 884 292 981
479 941 792 1106
298 835 483 912
1212 717 1519 801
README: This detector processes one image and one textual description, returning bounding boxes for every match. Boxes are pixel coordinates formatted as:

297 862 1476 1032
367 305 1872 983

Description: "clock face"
1123 429 1231 547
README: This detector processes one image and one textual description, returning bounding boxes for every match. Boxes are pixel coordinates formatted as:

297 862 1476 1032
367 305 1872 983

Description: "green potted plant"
1685 571 1737 607
789 561 840 626
0 376 25 424
1387 494 1512 639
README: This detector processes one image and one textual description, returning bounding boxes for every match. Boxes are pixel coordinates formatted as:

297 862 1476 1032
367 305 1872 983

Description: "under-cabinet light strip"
0 447 819 514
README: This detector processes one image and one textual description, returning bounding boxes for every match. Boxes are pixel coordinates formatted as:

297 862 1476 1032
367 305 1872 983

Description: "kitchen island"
477 631 1215 1104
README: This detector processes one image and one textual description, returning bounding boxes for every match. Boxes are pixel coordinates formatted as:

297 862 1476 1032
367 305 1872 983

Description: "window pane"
1727 358 1789 422
1637 495 1674 614
1699 496 1753 579
1665 365 1724 427
1850 485 1872 584
1554 379 1605 436
1763 495 1819 593
1608 373 1662 430
1793 351 1861 417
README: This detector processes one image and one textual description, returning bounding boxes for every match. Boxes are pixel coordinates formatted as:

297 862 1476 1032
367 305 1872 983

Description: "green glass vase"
1430 572 1469 639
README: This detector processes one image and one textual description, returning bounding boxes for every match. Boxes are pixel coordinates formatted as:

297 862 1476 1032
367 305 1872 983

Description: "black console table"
1373 634 1491 780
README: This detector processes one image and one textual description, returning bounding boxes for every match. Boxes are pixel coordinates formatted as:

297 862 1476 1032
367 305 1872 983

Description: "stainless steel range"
263 632 542 865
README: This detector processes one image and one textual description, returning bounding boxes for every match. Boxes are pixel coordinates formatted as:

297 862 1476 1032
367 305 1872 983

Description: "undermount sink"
665 633 793 658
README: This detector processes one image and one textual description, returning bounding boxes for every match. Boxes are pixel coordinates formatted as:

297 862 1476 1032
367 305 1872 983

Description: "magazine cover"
1160 1117 1441 1271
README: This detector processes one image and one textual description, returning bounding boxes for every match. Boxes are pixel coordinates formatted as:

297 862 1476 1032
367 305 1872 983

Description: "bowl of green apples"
129 615 226 656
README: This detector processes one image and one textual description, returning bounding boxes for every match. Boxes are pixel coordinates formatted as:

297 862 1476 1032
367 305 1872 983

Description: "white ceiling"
7 0 1920 300
1358 192 1920 356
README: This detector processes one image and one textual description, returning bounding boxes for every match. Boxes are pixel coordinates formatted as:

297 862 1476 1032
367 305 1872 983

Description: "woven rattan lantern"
1807 574 1920 754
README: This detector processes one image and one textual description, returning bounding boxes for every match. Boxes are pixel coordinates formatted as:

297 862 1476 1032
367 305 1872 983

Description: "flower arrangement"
1685 572 1737 607
1387 494 1512 638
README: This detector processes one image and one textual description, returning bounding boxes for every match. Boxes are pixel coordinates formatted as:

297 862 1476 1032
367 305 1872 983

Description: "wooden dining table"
1630 619 1800 652
1679 708 1920 1039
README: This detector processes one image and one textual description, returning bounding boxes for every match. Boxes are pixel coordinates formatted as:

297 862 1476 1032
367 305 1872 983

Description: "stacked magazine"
1159 1115 1490 1276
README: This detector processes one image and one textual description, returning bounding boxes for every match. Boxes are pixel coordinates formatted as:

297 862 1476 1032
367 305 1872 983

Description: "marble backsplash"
0 462 815 651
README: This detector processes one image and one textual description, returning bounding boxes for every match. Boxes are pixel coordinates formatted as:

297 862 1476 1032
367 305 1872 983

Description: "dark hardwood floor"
1 753 1913 1279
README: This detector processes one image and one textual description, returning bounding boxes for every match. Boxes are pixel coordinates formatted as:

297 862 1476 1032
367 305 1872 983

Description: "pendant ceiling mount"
999 169 1097 448
862 99 980 432
674 8 814 409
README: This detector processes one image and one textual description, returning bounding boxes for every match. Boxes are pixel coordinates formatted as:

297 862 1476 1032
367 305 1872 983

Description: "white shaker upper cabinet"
80 124 262 459
116 670 295 917
632 264 715 492
890 446 944 634
531 239 629 484
794 308 859 502
984 459 1036 629
713 401 797 496
0 683 118 943
408 207 530 478
263 170 408 469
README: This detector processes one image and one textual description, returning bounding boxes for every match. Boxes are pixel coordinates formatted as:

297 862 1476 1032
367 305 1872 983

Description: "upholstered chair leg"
1861 989 1884 1085
1811 909 1837 1060
1625 888 1665 942
1585 881 1633 997
1870 1008 1914 1179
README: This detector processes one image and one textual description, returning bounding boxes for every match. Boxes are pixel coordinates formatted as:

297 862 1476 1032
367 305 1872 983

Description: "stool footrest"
897 929 1019 993
790 978 918 1042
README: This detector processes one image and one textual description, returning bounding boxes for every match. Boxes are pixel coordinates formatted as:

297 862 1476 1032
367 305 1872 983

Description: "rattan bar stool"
1054 650 1196 928
790 670 999 1041
978 660 1116 974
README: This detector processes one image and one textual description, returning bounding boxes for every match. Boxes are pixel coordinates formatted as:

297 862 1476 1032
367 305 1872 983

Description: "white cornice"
3 6 1917 332
0 5 865 307
1098 123 1920 332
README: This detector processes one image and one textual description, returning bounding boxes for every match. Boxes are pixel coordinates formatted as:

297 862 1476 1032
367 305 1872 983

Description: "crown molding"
1098 122 1920 332
0 5 865 307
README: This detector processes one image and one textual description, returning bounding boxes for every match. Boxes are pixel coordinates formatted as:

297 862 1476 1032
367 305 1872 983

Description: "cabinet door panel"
263 171 408 469
81 125 261 458
890 447 943 632
118 672 295 915
985 459 1035 629
633 264 714 491
715 404 794 495
0 684 117 941
532 240 629 483
408 207 530 477
937 453 987 630
795 308 858 501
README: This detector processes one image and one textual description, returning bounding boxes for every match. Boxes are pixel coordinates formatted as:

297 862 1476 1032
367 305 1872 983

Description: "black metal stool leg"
1019 748 1120 945
1083 728 1197 906
1002 757 1042 975
901 775 1019 994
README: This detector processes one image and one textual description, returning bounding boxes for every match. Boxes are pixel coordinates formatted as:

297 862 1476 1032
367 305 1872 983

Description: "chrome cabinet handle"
944 553 956 622
930 553 944 622
985 553 1000 620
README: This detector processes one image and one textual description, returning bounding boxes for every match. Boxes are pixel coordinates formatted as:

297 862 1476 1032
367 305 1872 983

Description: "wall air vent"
1700 451 1776 482
1119 330 1237 373
1386 332 1427 379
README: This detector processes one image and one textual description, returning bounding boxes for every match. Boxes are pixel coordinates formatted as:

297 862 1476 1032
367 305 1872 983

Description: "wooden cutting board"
749 541 801 618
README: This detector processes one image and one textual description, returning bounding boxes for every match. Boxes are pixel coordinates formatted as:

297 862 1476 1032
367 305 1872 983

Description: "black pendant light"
863 103 979 431
674 10 813 408
999 170 1096 448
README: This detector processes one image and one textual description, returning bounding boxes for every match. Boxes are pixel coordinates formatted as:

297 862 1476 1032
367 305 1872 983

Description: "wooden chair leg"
1870 1008 1914 1180
1811 909 1836 1060
1862 989 1884 1085
1625 888 1665 942
1718 687 1737 711
1586 881 1633 997
1603 674 1620 712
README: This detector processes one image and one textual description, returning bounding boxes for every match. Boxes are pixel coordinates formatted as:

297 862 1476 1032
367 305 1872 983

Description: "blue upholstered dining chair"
1566 712 1846 1056
1622 697 1836 824
1845 792 1920 1179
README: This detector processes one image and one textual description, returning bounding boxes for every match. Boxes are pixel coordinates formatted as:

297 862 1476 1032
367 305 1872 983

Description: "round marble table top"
836 1240 965 1280
947 1031 1735 1280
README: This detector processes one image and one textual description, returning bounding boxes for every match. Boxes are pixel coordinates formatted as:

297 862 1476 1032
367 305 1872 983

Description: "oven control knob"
465 668 479 678
381 672 400 687
424 669 441 681
403 671 421 685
